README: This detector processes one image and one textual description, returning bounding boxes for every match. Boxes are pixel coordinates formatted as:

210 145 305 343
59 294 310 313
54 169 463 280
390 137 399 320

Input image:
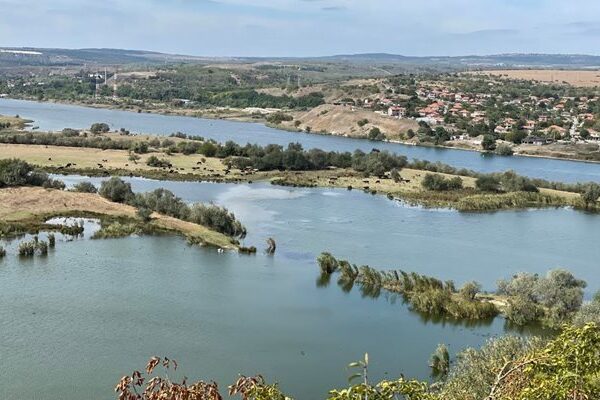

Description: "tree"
459 281 481 301
494 143 514 156
368 127 386 141
573 291 600 326
390 168 401 183
441 336 540 400
581 183 600 208
137 207 153 223
0 158 32 187
90 122 110 134
481 134 497 151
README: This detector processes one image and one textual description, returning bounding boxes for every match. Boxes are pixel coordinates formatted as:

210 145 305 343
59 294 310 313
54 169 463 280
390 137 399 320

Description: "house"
524 120 537 132
538 114 549 123
494 125 510 135
388 106 406 118
545 125 567 138
522 135 547 146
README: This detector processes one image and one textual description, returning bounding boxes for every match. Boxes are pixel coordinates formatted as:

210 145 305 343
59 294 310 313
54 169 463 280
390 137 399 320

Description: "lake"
1 176 598 399
1 97 600 183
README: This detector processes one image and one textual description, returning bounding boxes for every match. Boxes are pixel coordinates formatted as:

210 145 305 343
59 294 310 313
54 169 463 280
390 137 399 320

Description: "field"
473 69 600 87
0 186 238 249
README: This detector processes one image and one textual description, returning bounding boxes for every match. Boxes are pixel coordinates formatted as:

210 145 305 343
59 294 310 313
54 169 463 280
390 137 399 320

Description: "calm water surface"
1 97 600 183
1 176 598 399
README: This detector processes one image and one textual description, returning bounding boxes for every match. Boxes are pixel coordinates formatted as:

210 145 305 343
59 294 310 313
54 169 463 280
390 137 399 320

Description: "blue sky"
1 0 600 56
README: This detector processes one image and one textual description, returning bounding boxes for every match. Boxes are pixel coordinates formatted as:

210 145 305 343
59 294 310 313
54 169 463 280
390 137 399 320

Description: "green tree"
98 177 134 203
481 134 497 151
581 183 600 208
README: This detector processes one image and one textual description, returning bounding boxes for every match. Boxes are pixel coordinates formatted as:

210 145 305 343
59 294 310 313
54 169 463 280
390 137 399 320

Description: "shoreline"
0 140 590 213
0 186 240 250
3 95 600 166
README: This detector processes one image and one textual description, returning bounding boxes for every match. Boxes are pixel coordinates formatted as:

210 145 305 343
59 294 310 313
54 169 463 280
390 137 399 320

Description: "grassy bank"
0 114 32 130
0 187 238 249
0 141 592 212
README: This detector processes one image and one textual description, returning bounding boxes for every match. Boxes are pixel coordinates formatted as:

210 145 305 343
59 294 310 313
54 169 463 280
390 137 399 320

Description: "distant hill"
0 47 208 67
317 53 600 68
2 47 600 69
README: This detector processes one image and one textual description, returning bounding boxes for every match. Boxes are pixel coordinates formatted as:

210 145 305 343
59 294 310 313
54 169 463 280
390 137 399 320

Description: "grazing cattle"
48 157 52 161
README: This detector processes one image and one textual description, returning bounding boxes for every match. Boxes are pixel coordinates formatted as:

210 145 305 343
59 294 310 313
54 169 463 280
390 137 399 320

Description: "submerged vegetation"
317 253 498 321
316 253 592 329
17 238 50 257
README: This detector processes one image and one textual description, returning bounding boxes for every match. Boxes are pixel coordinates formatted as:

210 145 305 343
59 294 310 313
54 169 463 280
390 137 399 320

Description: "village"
354 74 600 148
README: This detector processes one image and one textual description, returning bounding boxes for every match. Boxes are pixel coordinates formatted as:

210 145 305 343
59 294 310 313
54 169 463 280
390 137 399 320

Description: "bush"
266 112 293 124
422 174 463 191
481 134 496 151
475 175 500 192
368 127 386 141
494 143 514 156
0 159 64 189
99 177 134 203
357 118 369 127
137 207 153 222
90 122 110 134
61 128 80 137
146 156 172 168
0 245 5 258
499 171 538 193
581 183 600 207
0 158 32 187
497 269 586 328
188 204 246 238
72 181 97 193
133 189 189 220
131 142 149 154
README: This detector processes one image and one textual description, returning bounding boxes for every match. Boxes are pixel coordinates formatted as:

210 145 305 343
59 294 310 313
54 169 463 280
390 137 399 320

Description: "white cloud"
1 0 599 56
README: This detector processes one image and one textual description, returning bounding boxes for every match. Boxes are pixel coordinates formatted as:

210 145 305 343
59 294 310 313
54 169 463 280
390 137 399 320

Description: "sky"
1 0 600 57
